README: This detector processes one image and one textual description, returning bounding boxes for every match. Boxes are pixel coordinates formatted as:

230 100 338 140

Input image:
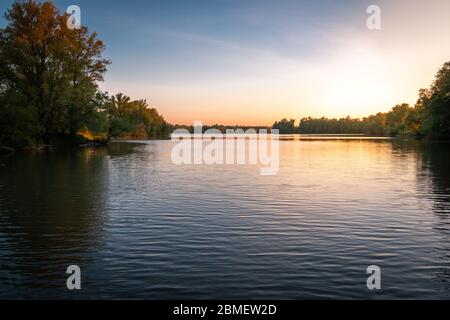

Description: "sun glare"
318 48 395 117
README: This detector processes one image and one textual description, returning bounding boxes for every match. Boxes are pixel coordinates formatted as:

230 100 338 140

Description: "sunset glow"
2 0 449 125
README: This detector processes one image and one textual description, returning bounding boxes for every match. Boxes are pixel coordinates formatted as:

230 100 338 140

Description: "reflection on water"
0 148 107 298
0 139 449 299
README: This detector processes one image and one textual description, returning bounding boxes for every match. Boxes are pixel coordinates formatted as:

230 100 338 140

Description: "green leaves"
85 92 169 142
415 61 450 138
0 0 109 146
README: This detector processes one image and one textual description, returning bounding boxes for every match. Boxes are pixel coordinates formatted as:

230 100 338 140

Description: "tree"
273 118 296 134
85 92 108 143
90 92 170 142
0 89 39 148
0 0 109 146
415 61 450 138
363 113 386 136
385 103 414 136
104 93 139 142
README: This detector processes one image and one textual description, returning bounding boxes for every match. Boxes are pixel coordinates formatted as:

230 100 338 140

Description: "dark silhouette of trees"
385 103 415 136
273 118 296 134
414 62 450 138
296 116 365 134
274 105 416 136
85 92 170 143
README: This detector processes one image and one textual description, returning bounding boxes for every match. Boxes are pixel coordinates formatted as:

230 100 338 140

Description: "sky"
1 0 450 125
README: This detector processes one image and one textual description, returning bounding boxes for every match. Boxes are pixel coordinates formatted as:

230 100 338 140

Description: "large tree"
0 0 109 146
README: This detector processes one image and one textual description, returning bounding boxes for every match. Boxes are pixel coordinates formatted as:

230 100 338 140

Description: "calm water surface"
1 138 450 299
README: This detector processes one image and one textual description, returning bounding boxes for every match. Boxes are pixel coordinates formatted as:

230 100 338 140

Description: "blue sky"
1 0 450 125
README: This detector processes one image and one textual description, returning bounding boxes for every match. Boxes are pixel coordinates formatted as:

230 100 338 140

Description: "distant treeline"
273 61 450 138
173 124 269 134
0 1 170 150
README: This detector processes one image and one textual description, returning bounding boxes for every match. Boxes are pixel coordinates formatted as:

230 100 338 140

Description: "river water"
0 137 449 299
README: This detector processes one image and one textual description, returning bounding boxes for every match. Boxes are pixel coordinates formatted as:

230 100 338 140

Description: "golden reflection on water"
0 139 449 299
